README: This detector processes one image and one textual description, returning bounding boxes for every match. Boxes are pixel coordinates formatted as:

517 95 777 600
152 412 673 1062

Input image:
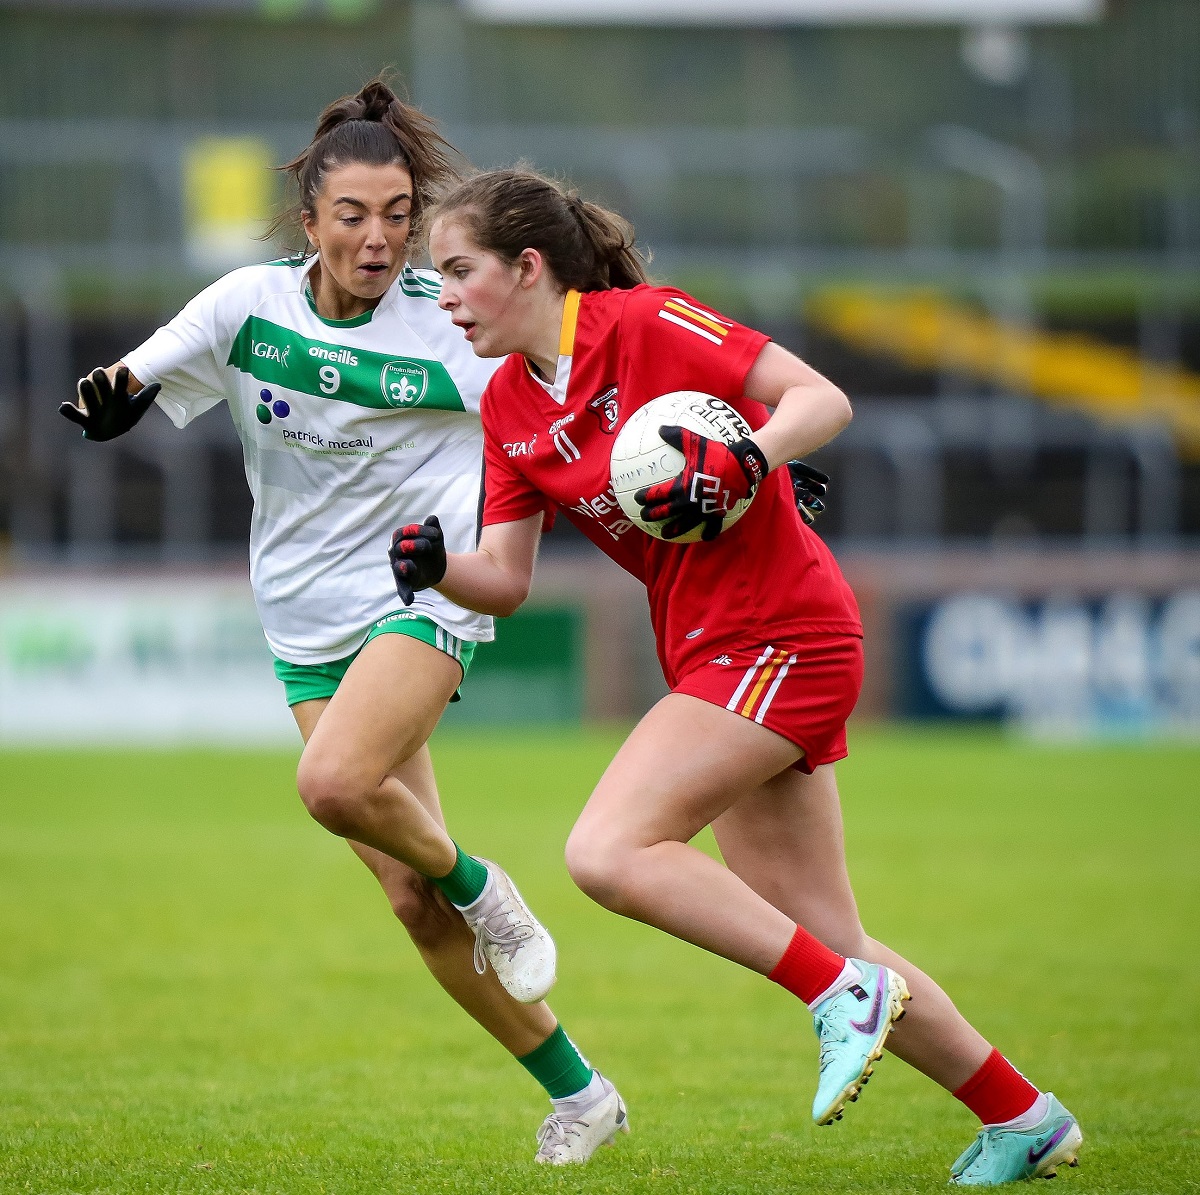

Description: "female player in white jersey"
60 82 626 1165
390 167 1083 1186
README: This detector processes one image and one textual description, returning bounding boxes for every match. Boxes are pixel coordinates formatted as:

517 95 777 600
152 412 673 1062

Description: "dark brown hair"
425 167 651 291
268 74 465 255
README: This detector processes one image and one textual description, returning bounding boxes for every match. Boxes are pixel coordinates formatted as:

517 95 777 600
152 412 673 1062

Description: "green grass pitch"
1 726 1196 1193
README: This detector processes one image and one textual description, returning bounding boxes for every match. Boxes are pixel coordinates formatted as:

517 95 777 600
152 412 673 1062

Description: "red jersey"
480 284 862 684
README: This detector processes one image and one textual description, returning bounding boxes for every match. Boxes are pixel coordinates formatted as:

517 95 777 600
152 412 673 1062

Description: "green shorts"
273 611 478 707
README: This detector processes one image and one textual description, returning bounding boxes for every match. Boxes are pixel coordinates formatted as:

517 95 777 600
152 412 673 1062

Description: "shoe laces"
950 1130 988 1181
814 1006 850 1074
470 895 535 976
536 1111 585 1156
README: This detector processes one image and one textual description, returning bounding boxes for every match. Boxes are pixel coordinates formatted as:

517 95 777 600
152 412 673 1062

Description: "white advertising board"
0 576 296 746
463 0 1102 25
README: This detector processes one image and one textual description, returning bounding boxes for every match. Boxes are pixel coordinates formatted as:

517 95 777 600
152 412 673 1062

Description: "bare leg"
291 679 557 1059
712 763 991 1092
565 693 809 973
294 635 463 875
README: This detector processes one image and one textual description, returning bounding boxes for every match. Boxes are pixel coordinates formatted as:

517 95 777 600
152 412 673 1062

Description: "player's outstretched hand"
635 424 769 542
788 460 829 526
59 366 160 442
389 515 447 606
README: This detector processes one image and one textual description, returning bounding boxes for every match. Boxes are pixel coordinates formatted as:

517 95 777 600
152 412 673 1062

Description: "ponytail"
267 73 465 255
425 167 651 292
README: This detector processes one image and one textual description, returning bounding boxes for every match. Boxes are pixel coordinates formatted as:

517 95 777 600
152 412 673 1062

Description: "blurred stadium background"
2 5 1199 1192
0 0 1198 741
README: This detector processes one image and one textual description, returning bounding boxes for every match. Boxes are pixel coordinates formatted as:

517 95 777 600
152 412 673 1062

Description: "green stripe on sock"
517 1024 593 1100
429 844 489 908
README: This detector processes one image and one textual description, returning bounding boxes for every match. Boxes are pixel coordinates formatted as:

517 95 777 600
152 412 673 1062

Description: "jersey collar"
524 289 580 406
298 253 400 328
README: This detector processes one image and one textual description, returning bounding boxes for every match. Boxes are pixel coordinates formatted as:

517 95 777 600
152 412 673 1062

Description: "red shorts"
671 634 864 774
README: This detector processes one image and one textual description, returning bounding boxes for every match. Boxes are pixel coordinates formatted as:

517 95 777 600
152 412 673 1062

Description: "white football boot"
535 1073 630 1165
459 860 556 1004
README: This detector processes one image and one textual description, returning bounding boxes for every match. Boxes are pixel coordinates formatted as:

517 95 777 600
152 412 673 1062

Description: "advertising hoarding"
897 590 1200 737
0 577 582 745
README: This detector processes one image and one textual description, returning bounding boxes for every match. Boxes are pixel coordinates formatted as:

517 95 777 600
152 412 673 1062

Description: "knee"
563 825 633 912
295 751 373 838
388 874 459 951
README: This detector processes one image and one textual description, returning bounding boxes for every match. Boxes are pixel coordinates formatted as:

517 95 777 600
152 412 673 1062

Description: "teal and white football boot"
811 960 910 1125
949 1094 1082 1185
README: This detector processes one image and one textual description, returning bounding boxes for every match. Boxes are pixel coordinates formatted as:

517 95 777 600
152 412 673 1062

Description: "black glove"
787 460 829 526
389 515 447 606
634 424 769 542
59 366 160 442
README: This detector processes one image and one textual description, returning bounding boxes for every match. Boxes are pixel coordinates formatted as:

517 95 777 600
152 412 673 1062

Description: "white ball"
610 390 756 543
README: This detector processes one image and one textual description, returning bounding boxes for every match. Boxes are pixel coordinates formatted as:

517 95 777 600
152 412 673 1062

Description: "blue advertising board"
895 591 1200 736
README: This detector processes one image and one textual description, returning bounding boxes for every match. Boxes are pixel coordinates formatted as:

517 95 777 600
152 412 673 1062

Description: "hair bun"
357 79 396 122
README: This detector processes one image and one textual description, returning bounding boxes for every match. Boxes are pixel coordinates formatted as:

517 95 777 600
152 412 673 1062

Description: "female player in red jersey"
390 168 1083 1185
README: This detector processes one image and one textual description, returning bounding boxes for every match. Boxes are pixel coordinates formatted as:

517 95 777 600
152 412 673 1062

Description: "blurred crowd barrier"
3 550 1198 744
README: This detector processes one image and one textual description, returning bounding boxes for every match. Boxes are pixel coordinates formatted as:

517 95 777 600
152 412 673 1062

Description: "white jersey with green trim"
124 256 496 665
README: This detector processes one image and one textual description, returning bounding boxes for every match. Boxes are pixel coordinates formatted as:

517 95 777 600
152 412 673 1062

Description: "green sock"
517 1024 594 1100
428 843 489 908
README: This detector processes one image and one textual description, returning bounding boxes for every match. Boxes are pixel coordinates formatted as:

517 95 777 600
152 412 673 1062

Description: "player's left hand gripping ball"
389 515 447 606
59 366 161 442
635 424 769 542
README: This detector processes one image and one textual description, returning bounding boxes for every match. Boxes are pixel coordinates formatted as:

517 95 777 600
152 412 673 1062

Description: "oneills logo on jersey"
309 345 357 366
587 385 620 433
657 297 733 346
548 413 581 463
253 341 291 367
381 360 429 408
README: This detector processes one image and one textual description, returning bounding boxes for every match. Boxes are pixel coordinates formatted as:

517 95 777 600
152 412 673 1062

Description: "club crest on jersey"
587 385 620 433
381 360 429 408
253 341 290 368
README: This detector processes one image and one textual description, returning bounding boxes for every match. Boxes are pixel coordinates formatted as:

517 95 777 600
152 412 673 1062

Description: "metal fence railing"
0 116 1196 558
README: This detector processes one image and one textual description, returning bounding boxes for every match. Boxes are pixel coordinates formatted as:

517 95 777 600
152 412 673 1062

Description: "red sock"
954 1048 1040 1124
767 925 846 1005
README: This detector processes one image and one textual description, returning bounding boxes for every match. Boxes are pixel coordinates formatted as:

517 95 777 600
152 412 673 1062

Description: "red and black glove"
634 424 769 542
388 515 447 606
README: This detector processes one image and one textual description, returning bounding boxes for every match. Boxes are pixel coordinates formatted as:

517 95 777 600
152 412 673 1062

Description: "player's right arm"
445 514 542 617
64 265 270 441
391 512 541 617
